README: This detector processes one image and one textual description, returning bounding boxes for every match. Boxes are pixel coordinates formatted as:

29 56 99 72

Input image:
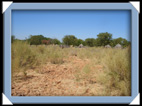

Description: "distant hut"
115 44 122 49
105 44 111 48
79 44 84 48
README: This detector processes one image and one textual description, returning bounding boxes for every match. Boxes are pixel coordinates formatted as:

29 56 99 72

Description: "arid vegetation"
11 39 131 96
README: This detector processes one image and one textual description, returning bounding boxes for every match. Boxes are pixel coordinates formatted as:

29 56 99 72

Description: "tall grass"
11 42 65 80
12 41 38 80
73 46 131 96
96 46 131 96
12 41 131 96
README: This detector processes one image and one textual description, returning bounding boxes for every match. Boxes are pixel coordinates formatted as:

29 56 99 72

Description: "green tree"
122 39 130 47
29 35 45 45
96 32 112 46
44 37 51 41
85 38 96 47
112 37 130 47
109 40 115 47
51 39 61 45
62 35 77 46
76 39 85 46
11 35 15 43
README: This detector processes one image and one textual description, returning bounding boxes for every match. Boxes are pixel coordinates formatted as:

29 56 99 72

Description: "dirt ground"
12 56 105 96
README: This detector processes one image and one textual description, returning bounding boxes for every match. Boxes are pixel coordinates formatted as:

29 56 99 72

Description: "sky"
12 10 131 42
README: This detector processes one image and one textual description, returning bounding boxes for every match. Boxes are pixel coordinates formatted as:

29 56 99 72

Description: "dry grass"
11 41 131 96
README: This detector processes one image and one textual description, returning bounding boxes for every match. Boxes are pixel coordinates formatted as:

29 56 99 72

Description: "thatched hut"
79 44 84 48
115 44 122 49
105 44 111 48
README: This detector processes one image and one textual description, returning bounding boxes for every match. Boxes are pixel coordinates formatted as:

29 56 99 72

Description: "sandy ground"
12 56 105 96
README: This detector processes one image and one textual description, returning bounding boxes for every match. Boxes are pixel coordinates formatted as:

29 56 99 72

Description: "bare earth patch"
12 56 105 96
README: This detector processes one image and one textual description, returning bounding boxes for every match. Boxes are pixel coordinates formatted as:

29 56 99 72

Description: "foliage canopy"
12 32 130 47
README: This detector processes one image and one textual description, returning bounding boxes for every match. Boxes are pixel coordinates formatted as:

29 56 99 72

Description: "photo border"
3 2 139 104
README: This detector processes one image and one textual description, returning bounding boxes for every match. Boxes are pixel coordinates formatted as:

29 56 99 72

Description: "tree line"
12 32 130 47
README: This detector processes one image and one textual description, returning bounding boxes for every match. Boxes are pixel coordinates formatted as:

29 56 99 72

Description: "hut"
105 44 111 48
115 44 122 49
78 44 84 48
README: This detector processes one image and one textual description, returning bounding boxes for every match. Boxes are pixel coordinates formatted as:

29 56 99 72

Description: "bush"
50 52 64 64
38 45 45 54
12 40 131 96
12 41 38 80
100 47 131 96
46 46 64 64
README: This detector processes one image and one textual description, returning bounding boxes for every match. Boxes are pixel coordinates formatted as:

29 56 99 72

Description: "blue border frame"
4 3 139 104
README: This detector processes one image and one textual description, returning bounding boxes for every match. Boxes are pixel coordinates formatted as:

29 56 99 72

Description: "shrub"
100 47 131 96
38 45 45 54
49 50 64 64
12 41 38 80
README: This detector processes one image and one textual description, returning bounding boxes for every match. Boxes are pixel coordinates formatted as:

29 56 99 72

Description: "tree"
96 32 112 46
76 39 85 46
109 40 115 47
62 35 77 46
112 37 130 47
41 40 51 45
44 37 51 41
122 39 130 47
28 35 45 45
85 38 96 47
11 35 15 43
51 39 61 45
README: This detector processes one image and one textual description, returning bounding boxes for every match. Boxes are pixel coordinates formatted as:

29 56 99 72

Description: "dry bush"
12 41 38 80
96 47 131 96
12 42 131 96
